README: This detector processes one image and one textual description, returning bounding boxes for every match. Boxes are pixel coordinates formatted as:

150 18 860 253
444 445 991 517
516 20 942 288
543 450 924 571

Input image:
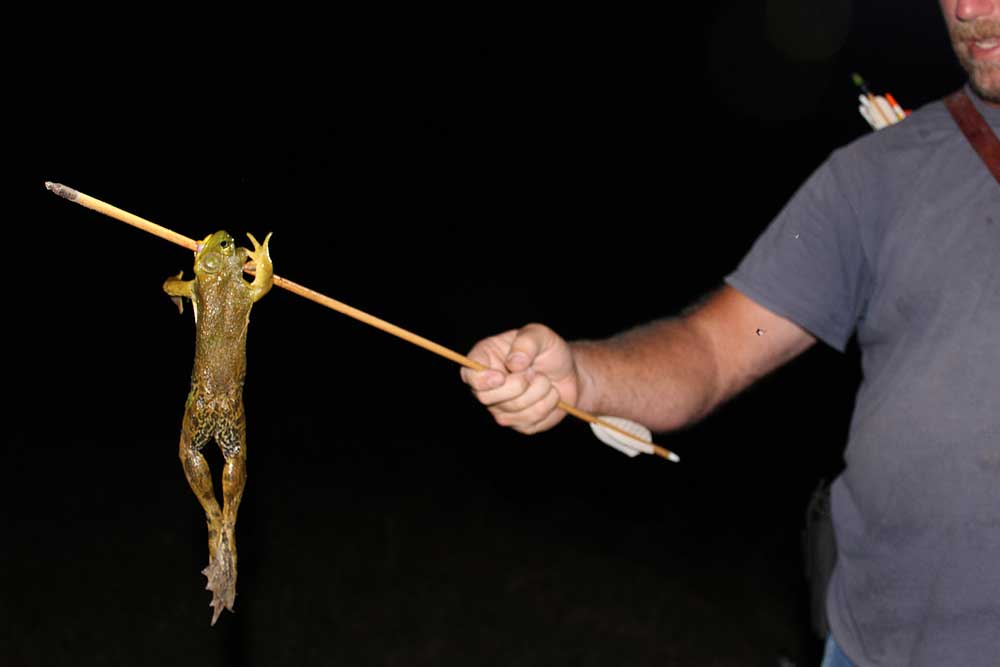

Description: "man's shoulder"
825 91 961 179
848 94 953 151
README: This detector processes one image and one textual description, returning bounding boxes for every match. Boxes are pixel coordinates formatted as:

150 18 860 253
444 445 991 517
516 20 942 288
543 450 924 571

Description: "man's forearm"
570 317 723 432
568 286 817 433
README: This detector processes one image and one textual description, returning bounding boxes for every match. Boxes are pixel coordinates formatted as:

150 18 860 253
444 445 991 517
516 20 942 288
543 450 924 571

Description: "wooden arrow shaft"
45 182 677 461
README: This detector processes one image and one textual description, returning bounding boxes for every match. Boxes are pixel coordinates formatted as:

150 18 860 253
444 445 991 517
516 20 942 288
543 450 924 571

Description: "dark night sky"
6 4 970 666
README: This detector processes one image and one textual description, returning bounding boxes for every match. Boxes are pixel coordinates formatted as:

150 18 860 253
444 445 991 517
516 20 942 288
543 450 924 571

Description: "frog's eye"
220 239 230 249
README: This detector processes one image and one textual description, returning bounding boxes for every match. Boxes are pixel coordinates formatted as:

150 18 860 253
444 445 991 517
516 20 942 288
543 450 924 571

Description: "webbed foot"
246 231 272 262
202 527 238 625
244 231 273 300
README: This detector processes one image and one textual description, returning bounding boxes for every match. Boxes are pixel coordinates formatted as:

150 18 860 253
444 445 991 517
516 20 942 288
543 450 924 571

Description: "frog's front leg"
163 272 196 315
244 232 273 302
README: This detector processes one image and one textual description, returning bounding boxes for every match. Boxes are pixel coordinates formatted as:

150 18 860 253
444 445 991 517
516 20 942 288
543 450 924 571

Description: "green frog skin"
163 230 272 625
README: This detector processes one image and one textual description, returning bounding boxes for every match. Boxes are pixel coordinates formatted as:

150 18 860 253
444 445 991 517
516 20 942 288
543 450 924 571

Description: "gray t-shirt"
726 86 1000 666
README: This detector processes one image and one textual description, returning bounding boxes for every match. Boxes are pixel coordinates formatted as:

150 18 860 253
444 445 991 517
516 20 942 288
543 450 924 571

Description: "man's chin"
959 57 1000 105
969 74 1000 105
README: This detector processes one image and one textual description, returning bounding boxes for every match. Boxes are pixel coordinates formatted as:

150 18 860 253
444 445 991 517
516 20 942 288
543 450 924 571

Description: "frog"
163 229 273 625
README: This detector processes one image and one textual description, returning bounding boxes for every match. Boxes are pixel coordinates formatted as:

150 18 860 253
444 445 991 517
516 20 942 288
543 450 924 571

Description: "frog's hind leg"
179 407 224 565
202 403 247 625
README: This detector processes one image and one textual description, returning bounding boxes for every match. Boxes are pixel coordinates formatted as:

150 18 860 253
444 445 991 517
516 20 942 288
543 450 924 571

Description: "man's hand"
460 323 579 434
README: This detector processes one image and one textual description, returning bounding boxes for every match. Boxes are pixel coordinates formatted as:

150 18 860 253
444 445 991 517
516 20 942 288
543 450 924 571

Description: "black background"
6 3 967 666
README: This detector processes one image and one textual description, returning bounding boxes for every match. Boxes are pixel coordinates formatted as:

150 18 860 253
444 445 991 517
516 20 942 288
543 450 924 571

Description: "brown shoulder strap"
944 87 1000 183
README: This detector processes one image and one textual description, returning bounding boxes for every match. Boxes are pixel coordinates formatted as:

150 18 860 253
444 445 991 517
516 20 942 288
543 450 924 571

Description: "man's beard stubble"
949 20 1000 103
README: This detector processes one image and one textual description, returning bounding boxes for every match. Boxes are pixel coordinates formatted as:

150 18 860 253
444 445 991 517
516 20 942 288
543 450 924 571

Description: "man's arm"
573 285 816 431
462 285 816 434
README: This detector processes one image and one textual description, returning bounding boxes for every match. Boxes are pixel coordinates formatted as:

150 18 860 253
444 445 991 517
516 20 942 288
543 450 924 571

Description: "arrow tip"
45 182 78 201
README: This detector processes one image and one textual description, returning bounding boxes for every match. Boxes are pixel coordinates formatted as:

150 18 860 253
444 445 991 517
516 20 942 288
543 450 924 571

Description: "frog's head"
195 230 238 275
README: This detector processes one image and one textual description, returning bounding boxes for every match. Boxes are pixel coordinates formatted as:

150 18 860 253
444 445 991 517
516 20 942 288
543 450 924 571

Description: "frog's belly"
185 389 245 457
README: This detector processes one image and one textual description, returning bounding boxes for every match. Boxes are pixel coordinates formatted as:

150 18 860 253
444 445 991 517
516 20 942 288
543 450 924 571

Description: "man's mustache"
951 21 1000 42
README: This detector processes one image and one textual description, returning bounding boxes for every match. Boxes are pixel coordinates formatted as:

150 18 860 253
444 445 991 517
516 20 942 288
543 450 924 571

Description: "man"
461 1 1000 665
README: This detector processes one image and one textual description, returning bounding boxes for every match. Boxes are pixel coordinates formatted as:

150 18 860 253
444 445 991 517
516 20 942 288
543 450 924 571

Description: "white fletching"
590 416 655 457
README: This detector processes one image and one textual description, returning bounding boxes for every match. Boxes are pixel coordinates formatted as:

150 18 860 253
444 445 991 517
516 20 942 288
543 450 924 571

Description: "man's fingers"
506 385 564 434
490 370 552 415
461 366 506 392
469 369 535 407
505 324 548 372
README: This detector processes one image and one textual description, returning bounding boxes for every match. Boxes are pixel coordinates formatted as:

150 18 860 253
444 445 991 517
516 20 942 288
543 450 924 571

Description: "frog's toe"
246 231 272 256
202 531 238 625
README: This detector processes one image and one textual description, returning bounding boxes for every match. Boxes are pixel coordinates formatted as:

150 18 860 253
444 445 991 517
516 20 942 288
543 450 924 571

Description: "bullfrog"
163 230 273 625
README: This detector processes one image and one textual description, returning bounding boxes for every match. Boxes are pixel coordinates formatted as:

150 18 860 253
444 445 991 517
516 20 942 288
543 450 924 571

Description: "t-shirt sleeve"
724 151 873 352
